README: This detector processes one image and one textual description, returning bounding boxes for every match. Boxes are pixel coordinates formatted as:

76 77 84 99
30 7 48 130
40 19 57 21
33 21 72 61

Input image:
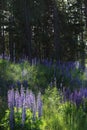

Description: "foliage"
0 97 7 123
1 86 87 129
42 87 87 130
0 59 84 94
0 87 43 130
0 108 43 130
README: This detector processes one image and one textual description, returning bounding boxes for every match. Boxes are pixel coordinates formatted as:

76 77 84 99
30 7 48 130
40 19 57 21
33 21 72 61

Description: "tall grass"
42 87 87 130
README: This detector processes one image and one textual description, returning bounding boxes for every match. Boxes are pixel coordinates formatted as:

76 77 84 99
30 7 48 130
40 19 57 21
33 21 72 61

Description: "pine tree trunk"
9 16 14 62
53 1 61 61
24 0 32 63
84 0 87 27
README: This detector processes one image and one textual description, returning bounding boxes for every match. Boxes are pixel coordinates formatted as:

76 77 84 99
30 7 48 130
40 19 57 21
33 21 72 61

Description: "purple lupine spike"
8 90 11 108
83 88 87 98
12 88 15 107
15 87 25 108
18 95 23 108
25 89 34 109
80 88 85 98
15 89 20 108
20 85 25 106
32 95 36 120
71 90 83 108
75 91 83 108
73 90 78 102
70 92 74 103
25 89 31 108
63 87 70 101
37 92 42 117
7 87 43 128
8 88 15 108
29 91 35 111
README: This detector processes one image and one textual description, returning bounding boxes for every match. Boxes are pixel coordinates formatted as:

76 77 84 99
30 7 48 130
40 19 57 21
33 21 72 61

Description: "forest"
0 0 87 62
0 0 87 130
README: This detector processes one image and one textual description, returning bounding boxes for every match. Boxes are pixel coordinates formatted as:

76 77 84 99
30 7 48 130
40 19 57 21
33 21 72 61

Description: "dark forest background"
0 0 87 63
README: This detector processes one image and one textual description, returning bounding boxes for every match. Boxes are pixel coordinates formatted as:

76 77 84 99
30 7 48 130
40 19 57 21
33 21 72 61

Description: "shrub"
42 87 87 130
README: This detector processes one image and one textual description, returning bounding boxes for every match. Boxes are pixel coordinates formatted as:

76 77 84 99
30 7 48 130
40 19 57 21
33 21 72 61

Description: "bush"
42 87 87 130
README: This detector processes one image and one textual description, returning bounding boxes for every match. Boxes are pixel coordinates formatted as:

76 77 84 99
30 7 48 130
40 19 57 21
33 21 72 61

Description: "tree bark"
9 16 14 62
53 1 61 61
84 0 87 27
24 0 32 63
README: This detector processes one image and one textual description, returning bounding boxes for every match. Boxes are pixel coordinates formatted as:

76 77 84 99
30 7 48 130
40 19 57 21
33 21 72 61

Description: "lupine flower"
15 89 20 108
22 100 26 126
63 88 86 108
7 87 43 128
74 91 83 108
63 87 70 101
32 95 36 120
25 88 31 108
20 85 25 106
37 92 42 117
8 88 15 108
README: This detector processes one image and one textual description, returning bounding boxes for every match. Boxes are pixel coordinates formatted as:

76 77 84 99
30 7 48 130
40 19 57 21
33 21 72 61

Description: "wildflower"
37 92 42 117
22 101 26 126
